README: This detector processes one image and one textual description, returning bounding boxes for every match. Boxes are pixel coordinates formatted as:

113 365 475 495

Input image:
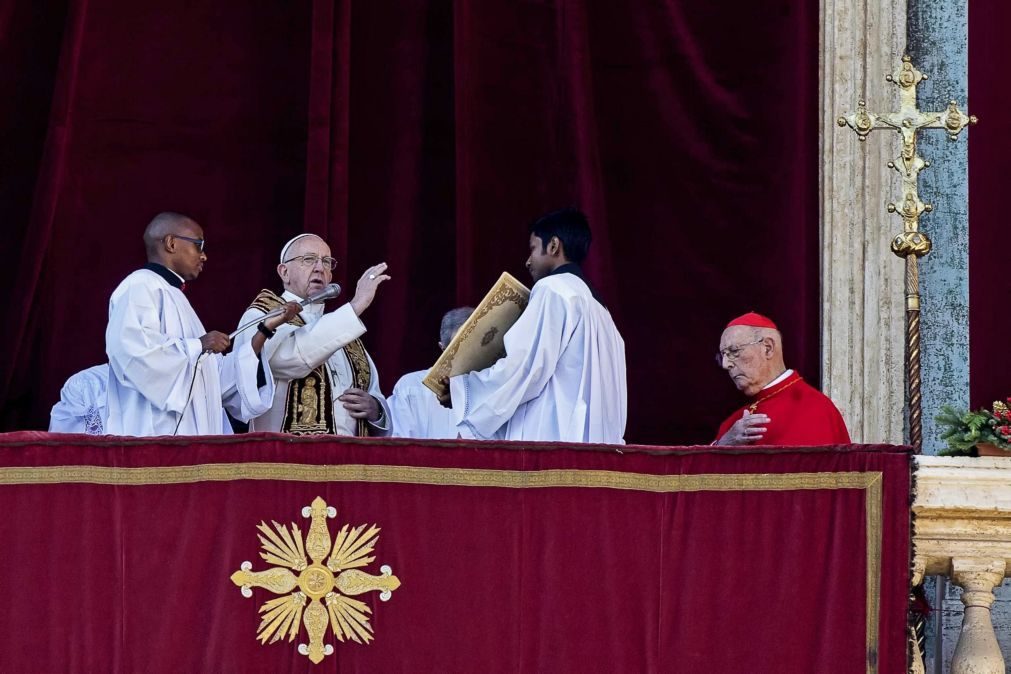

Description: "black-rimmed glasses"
173 235 205 253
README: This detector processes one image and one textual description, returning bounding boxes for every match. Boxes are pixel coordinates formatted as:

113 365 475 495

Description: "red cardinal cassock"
715 312 851 446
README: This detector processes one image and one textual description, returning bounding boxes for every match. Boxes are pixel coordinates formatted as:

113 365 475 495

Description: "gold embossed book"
423 272 530 398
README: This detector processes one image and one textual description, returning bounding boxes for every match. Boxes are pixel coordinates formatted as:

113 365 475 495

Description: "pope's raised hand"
716 409 770 446
350 263 391 316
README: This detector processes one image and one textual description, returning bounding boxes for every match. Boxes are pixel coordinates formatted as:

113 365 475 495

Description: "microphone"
300 282 341 306
229 283 342 340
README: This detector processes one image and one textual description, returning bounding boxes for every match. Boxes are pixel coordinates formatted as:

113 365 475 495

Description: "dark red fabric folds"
969 1 1011 406
0 433 910 672
1 1 820 445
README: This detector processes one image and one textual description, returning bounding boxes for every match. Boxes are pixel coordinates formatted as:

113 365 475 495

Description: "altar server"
49 364 109 434
714 312 850 445
105 212 299 436
235 234 391 436
389 306 473 439
446 208 627 444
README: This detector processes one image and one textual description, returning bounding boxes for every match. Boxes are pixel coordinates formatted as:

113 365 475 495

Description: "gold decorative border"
423 271 530 395
0 464 883 672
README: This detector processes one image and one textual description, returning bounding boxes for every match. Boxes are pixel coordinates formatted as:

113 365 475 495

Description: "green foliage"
936 404 1011 456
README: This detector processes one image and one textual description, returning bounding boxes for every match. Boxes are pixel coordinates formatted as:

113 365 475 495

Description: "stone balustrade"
913 456 1011 673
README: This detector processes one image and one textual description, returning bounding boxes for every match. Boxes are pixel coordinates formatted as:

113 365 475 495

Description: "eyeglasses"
171 235 205 253
715 338 765 366
283 254 337 270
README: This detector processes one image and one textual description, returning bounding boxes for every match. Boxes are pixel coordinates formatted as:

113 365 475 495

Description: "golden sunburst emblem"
230 497 401 663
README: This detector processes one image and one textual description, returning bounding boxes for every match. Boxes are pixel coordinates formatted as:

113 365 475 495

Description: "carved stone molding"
913 457 1011 574
820 0 908 443
914 457 1011 673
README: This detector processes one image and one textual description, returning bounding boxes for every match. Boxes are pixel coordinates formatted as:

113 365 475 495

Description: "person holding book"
444 208 627 444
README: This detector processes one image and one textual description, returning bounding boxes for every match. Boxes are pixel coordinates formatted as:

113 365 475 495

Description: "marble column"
820 0 908 443
906 0 971 456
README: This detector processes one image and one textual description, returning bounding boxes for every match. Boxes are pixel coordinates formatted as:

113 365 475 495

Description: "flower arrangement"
936 399 1011 456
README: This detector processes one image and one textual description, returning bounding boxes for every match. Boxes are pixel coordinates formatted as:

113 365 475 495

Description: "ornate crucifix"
837 55 976 452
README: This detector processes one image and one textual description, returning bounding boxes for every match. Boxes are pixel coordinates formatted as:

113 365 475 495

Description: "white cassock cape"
389 369 457 439
449 270 627 443
235 291 390 435
105 268 275 436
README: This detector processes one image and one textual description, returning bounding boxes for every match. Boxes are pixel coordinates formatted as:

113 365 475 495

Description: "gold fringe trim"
0 464 877 490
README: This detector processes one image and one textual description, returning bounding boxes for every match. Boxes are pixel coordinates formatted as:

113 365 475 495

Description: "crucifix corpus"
837 55 976 452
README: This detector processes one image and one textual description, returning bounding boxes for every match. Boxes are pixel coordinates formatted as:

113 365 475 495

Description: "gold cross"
231 497 401 663
837 55 976 451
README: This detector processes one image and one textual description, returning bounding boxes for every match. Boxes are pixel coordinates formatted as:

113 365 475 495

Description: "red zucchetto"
725 312 778 330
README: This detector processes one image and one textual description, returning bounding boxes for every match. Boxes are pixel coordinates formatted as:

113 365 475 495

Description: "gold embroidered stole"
342 339 372 437
247 289 373 437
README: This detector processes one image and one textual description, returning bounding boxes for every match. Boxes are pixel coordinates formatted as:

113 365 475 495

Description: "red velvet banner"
0 433 910 672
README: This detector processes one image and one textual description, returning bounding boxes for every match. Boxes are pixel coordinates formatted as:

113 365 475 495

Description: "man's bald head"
718 324 787 397
144 212 198 255
143 212 207 280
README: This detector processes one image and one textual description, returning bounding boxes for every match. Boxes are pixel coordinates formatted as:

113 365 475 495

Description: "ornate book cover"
423 272 530 397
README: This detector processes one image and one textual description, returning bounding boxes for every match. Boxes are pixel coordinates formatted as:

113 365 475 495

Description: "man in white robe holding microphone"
235 234 391 436
105 212 300 436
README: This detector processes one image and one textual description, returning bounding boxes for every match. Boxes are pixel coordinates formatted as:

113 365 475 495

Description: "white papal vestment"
235 290 390 435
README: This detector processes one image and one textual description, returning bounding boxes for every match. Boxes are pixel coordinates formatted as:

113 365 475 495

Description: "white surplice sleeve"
449 284 575 440
219 343 276 422
106 280 203 414
235 303 367 380
388 374 424 438
49 365 109 434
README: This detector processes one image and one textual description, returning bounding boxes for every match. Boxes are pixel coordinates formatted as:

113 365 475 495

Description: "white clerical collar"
282 289 323 320
762 369 794 390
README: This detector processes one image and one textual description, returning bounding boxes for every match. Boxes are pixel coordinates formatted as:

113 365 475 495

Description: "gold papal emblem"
230 497 401 663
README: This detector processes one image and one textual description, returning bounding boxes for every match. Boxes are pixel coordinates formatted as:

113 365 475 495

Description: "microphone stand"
230 283 342 340
230 305 287 341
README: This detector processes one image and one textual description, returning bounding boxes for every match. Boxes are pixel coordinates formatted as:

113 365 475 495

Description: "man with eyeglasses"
714 312 850 446
234 233 392 436
104 212 300 435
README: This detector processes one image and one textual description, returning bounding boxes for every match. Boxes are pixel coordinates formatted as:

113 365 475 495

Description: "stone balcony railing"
913 456 1011 673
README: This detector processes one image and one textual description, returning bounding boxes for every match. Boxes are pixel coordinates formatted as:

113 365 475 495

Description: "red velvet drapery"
969 1 1011 407
0 433 911 672
1 1 820 443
